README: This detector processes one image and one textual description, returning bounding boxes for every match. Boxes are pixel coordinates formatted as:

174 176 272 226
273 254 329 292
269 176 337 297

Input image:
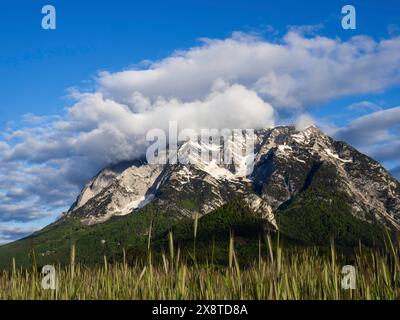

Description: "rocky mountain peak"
66 125 400 231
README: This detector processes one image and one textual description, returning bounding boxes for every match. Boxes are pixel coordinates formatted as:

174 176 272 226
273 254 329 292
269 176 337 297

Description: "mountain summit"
66 125 400 232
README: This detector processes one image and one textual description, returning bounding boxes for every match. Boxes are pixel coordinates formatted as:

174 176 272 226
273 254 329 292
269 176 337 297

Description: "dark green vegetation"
0 204 175 269
276 165 386 247
0 198 390 271
0 199 268 269
0 163 393 271
1 235 399 299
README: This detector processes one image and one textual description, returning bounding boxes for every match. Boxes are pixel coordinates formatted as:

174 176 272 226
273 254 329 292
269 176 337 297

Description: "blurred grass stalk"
0 231 399 300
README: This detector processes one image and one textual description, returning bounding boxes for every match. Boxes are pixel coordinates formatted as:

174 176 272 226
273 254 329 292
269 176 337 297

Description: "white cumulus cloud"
1 30 400 235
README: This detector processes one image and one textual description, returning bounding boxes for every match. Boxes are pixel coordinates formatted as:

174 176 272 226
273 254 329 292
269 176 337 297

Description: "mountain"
67 125 400 231
0 125 399 268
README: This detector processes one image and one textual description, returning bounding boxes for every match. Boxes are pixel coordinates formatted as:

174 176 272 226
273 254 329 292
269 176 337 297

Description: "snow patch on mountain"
68 125 400 231
324 148 353 163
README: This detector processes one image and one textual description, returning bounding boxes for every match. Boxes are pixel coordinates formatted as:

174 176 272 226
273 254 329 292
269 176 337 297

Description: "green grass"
0 233 399 300
180 199 197 210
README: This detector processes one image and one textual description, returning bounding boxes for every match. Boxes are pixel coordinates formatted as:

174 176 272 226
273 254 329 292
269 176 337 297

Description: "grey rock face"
67 125 400 230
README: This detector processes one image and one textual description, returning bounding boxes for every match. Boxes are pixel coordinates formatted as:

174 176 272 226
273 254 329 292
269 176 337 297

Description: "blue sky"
0 0 400 242
1 0 400 122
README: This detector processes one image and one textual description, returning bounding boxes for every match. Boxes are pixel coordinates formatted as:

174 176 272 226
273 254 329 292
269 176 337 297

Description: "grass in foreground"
0 233 399 300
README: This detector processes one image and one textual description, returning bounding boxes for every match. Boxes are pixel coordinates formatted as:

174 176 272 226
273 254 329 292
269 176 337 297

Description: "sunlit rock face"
67 125 400 231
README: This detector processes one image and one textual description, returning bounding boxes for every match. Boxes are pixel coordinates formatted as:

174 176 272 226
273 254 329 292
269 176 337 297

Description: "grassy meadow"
0 232 399 300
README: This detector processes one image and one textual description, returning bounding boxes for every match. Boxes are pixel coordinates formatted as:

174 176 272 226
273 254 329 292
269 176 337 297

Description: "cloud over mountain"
0 225 38 245
99 32 400 109
332 106 400 176
1 30 400 240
